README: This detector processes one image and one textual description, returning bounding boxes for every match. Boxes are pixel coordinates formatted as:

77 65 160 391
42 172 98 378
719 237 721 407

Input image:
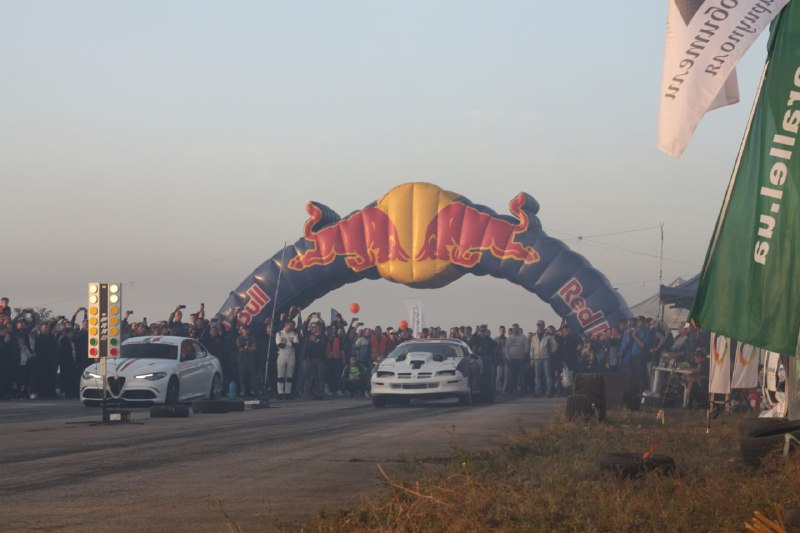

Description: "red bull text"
415 192 540 267
237 284 271 326
557 277 608 334
289 204 409 272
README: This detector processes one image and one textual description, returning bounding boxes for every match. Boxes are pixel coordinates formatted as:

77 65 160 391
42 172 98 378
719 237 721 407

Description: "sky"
0 1 773 331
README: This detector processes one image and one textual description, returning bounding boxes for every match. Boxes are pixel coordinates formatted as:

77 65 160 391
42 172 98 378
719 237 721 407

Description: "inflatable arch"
215 182 631 333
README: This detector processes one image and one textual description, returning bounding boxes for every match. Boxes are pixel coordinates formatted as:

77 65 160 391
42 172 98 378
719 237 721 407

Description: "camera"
178 305 186 309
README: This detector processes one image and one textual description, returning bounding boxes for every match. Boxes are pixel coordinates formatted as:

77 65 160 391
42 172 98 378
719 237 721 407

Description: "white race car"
370 338 496 407
80 336 223 406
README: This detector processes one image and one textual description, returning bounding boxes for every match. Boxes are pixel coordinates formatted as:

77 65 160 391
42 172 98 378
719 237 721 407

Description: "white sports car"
80 336 223 406
370 338 496 407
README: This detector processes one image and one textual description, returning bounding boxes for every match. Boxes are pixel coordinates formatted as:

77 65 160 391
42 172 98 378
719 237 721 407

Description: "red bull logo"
288 203 410 272
415 192 540 267
237 284 271 326
557 278 606 331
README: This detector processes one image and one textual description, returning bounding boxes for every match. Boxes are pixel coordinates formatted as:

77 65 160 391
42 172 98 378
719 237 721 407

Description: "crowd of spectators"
0 295 710 405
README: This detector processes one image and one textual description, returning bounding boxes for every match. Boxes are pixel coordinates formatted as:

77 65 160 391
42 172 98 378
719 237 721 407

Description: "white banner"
404 298 425 338
732 342 760 388
709 332 731 394
657 0 788 158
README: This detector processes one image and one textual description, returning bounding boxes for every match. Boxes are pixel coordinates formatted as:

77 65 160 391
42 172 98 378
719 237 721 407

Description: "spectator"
494 325 508 393
168 305 188 336
531 322 558 397
301 317 326 398
504 324 529 394
0 297 10 317
236 325 259 399
339 355 368 397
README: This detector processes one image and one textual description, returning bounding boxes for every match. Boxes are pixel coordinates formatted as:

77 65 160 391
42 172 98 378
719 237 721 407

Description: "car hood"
85 358 176 377
378 351 461 372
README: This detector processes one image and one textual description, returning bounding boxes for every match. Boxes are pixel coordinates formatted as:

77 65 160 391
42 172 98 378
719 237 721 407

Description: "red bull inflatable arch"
216 182 632 334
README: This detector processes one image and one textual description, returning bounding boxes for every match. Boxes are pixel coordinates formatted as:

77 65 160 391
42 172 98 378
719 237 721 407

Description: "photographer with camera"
168 305 188 336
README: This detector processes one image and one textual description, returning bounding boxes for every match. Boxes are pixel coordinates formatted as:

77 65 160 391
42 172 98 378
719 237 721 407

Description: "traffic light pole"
101 356 108 423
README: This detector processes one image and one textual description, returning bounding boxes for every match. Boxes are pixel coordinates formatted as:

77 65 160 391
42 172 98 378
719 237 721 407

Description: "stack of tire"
739 418 800 466
566 373 606 422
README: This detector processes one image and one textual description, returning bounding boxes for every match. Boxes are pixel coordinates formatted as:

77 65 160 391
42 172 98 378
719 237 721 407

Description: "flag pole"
262 242 287 401
658 222 664 321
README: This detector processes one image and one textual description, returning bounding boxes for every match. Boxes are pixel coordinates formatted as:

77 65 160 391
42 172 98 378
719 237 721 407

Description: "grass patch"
296 409 800 532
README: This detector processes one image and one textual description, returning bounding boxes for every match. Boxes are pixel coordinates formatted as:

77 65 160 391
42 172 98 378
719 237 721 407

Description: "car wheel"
372 396 387 408
165 377 180 405
459 387 473 406
209 373 222 400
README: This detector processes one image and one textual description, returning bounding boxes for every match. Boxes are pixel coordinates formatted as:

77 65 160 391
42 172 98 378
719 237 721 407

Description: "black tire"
574 373 606 421
225 399 246 412
599 452 675 479
738 417 788 438
372 396 387 408
459 387 473 406
566 394 591 421
739 421 800 466
165 377 180 405
150 404 191 418
209 373 222 400
192 399 229 414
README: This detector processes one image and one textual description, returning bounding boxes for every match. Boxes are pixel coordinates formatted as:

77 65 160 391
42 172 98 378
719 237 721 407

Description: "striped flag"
709 332 731 394
657 0 788 158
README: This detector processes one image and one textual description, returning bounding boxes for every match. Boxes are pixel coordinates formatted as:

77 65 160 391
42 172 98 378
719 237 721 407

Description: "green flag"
689 3 800 355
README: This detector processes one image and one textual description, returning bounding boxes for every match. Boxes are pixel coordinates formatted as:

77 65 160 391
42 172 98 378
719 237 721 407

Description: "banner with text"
657 0 788 158
690 3 800 355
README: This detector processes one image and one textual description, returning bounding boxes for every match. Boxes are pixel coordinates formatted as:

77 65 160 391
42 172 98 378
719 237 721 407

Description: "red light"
90 348 98 356
110 348 118 356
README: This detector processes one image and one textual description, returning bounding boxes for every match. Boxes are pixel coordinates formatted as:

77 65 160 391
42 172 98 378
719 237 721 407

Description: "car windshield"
121 343 178 360
387 342 462 359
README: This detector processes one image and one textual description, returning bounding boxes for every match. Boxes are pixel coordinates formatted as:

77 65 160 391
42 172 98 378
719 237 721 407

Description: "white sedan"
80 336 223 406
370 338 496 407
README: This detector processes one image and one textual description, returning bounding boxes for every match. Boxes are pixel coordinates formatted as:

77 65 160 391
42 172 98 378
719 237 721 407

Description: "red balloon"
350 303 360 314
399 320 408 331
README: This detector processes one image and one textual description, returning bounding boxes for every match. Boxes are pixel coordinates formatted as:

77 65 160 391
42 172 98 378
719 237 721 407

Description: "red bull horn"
415 192 540 267
289 203 409 272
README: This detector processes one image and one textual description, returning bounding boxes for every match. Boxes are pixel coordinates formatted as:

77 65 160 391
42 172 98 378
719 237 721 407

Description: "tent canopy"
659 274 699 309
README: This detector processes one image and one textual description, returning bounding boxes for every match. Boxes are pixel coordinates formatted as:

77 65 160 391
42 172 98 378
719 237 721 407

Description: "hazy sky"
0 1 771 330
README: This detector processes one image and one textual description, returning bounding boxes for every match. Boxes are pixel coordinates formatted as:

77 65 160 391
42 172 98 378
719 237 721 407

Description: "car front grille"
108 377 126 396
391 383 440 390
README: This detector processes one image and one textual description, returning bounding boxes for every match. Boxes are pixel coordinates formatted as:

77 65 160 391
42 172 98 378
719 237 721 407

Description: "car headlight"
82 370 101 380
376 371 395 378
436 370 456 376
134 372 168 381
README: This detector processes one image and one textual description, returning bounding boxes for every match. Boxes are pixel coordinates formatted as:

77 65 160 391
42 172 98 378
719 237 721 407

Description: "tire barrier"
191 399 229 414
598 452 675 479
739 420 800 466
150 404 192 418
573 373 606 421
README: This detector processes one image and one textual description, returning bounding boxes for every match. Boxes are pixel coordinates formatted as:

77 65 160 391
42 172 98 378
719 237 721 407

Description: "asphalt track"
0 395 561 532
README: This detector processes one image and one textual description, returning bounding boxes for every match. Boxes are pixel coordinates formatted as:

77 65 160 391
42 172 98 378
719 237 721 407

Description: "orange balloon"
350 303 360 314
399 320 408 331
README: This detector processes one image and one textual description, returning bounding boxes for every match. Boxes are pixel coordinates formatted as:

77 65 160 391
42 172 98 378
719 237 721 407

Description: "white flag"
709 332 731 394
732 342 760 388
404 298 425 338
657 0 788 158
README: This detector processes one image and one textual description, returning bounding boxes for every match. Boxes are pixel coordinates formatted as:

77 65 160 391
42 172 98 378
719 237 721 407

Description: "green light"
110 338 118 346
90 338 98 346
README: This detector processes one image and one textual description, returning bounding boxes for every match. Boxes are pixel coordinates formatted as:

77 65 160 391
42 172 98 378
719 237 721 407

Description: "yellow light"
109 294 119 303
109 284 119 294
90 327 98 336
110 327 119 336
110 317 119 325
90 317 98 326
89 284 98 294
89 295 98 304
90 307 98 316
110 306 119 315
